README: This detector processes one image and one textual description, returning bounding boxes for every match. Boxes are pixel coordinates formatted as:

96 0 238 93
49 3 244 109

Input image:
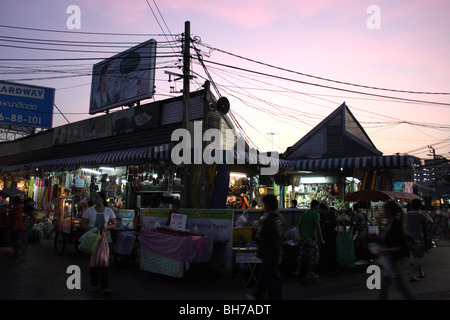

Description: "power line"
0 35 177 48
190 57 450 155
0 55 180 62
201 44 450 96
0 24 176 37
202 59 450 107
145 0 179 56
53 103 70 124
193 58 450 130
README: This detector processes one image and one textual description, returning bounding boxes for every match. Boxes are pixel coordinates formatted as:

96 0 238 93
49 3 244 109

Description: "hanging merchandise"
48 178 54 203
361 172 368 191
28 178 35 199
404 181 414 193
379 171 393 191
361 170 380 191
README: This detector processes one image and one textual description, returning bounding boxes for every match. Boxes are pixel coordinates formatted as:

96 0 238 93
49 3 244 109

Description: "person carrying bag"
78 227 101 255
80 192 116 296
89 230 110 268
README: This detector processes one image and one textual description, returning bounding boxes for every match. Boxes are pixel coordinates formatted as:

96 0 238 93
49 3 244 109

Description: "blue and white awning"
0 143 174 173
279 155 416 171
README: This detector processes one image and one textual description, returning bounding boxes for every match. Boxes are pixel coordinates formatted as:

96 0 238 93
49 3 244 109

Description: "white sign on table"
169 213 187 230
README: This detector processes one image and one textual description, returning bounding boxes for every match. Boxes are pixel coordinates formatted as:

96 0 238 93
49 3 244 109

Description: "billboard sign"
89 39 157 115
0 81 55 129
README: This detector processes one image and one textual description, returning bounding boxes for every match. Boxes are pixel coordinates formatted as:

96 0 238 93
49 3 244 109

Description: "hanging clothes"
40 179 48 205
404 181 414 193
28 178 35 199
392 182 404 191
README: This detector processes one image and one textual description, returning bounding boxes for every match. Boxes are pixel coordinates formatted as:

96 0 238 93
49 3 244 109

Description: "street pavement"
1 235 450 302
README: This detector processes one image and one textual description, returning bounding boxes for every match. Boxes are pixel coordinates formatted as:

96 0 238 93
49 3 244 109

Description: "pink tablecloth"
139 228 212 263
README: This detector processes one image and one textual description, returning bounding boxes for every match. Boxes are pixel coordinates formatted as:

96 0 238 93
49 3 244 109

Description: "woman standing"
378 201 416 300
80 192 116 295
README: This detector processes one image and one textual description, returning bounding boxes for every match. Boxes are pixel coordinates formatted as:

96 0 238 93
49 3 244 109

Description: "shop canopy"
279 155 415 171
0 188 25 198
0 144 276 174
0 144 173 173
344 190 423 202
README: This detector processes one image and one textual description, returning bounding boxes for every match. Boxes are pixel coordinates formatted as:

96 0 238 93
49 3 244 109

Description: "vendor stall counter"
139 227 212 278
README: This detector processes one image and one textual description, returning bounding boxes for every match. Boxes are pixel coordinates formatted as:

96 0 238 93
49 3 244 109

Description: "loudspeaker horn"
216 96 230 114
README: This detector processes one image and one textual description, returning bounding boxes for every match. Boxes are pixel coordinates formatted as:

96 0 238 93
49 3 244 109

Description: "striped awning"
0 143 174 173
279 155 415 171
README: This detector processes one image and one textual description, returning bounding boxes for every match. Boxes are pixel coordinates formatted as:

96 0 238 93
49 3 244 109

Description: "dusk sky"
0 0 449 160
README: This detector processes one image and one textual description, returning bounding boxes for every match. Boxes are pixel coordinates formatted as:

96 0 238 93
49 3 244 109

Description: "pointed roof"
282 102 382 160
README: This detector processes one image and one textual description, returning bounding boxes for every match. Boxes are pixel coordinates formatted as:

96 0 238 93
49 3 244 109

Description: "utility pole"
182 21 190 132
428 145 438 191
181 21 191 208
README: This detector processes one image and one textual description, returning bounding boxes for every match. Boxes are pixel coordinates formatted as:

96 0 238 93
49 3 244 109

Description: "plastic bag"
235 211 249 227
89 231 109 268
78 227 100 255
285 227 300 242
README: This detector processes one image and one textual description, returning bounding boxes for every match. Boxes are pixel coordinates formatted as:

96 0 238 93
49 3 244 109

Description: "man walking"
407 199 432 281
248 194 285 300
295 200 325 279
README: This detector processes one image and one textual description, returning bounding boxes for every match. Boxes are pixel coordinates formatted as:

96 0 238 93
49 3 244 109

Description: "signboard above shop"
0 81 55 129
89 39 157 115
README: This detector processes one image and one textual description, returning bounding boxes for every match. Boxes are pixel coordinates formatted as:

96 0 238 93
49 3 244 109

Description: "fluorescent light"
230 173 247 178
300 177 327 184
82 168 101 175
346 177 361 183
99 167 114 171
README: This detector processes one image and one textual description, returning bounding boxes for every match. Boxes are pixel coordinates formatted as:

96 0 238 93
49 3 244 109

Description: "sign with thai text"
0 81 55 128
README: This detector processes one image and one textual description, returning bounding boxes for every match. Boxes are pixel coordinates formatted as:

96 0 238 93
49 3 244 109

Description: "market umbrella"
344 190 422 202
0 188 25 198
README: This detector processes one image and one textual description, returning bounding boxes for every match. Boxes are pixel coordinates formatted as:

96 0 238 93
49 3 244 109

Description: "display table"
139 228 212 277
140 248 185 278
232 247 261 287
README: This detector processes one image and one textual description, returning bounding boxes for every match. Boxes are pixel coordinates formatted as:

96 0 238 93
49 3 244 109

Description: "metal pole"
181 21 190 208
183 21 190 131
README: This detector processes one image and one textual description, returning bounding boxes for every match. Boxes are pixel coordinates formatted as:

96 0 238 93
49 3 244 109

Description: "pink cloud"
163 0 349 29
164 0 276 29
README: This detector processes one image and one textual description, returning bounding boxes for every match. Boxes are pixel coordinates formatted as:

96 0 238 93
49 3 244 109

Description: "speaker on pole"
216 96 230 114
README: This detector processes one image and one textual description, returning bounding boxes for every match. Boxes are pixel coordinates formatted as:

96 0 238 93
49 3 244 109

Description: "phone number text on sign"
0 81 55 129
0 113 43 125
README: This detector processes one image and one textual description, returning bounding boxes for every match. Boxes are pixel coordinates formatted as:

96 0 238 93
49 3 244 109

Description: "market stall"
139 208 233 277
341 190 424 267
345 190 423 231
139 227 212 278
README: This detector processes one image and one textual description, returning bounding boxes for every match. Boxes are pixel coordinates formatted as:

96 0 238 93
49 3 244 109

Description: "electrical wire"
198 43 450 96
202 59 450 107
0 24 176 37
